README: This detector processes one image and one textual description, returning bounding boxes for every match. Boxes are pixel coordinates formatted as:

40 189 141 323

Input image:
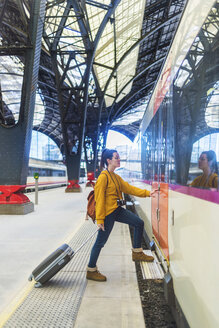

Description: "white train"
26 158 67 191
119 1 219 327
26 158 87 191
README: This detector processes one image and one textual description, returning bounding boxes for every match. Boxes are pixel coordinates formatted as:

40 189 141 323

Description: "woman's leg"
87 211 116 268
115 207 154 262
115 207 144 248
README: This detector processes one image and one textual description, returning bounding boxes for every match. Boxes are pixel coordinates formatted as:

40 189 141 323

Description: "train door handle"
156 208 160 221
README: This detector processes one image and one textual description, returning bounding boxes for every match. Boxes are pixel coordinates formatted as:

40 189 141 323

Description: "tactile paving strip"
3 221 97 328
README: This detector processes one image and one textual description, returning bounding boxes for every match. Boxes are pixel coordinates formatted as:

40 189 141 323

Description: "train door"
151 100 170 260
151 182 169 260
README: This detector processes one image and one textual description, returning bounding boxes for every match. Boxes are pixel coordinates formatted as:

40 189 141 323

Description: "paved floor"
0 186 145 327
74 223 145 328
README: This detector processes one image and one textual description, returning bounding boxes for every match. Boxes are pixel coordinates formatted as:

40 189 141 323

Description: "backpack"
86 190 96 223
86 173 108 223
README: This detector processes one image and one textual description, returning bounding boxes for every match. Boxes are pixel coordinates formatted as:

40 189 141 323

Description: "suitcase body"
29 244 74 288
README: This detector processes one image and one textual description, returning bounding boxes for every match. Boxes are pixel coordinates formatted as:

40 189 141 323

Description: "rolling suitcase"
28 229 98 288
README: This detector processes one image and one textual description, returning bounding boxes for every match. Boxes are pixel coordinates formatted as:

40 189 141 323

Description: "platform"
0 187 145 328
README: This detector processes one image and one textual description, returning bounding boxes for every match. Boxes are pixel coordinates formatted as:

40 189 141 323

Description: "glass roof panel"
92 0 146 105
86 4 106 41
0 56 24 124
0 56 45 126
112 95 150 126
44 4 84 52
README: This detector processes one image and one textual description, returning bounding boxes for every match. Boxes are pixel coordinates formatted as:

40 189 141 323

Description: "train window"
28 158 66 178
188 134 219 189
142 99 175 184
139 4 219 191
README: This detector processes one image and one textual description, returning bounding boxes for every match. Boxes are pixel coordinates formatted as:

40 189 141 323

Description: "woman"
86 148 157 282
191 150 218 189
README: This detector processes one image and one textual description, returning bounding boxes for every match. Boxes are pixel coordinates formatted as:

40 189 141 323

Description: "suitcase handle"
74 228 99 254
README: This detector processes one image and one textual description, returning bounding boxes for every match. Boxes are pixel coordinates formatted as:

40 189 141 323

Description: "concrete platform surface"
0 187 86 315
74 222 145 328
0 186 145 328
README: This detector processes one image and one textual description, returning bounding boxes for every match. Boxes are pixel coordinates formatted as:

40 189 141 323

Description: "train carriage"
120 1 219 327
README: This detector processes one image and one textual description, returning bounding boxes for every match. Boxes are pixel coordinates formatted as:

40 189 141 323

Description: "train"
26 158 67 191
116 1 219 327
26 158 87 191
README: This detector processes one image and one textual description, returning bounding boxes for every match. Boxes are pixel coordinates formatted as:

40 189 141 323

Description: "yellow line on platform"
0 219 90 328
0 281 35 328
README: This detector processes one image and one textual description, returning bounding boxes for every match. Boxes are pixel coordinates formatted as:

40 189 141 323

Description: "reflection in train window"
188 134 219 188
125 3 219 192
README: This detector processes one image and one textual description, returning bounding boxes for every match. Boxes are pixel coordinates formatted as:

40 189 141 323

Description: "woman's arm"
117 175 151 197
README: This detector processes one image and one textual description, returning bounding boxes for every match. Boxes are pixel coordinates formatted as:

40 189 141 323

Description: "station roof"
0 0 186 145
173 4 219 145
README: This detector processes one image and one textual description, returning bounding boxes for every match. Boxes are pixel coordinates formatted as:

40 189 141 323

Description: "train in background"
118 1 219 327
26 158 87 191
26 158 67 191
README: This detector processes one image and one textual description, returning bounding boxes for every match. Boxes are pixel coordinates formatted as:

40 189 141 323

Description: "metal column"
0 0 47 214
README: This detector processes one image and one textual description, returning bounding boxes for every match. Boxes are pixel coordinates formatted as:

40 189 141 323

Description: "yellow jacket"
190 173 218 189
94 170 150 224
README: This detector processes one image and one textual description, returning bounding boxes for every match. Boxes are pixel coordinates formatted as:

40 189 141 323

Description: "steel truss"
0 0 187 182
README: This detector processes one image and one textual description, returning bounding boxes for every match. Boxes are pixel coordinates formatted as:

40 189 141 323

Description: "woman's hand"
98 223 105 231
150 189 158 197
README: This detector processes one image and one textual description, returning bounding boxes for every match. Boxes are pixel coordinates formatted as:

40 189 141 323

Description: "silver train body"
119 1 219 327
26 158 67 190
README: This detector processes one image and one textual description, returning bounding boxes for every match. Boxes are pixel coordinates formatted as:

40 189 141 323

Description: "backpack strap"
101 172 108 189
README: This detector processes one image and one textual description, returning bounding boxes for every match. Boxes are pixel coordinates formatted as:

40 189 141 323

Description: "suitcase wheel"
34 282 43 288
28 274 33 281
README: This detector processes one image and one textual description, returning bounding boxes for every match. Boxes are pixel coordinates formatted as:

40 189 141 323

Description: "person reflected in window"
190 150 218 189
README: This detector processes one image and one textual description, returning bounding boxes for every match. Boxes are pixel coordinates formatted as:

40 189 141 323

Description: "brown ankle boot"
132 249 154 262
86 267 107 282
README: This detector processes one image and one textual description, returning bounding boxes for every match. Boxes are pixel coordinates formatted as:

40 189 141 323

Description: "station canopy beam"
0 0 187 177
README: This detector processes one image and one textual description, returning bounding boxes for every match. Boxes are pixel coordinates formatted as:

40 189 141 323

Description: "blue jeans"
88 206 144 268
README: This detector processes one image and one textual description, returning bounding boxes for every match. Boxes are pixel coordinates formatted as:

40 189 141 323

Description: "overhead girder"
0 1 29 45
113 81 156 122
0 0 189 165
0 7 29 57
108 56 165 121
44 0 121 184
111 123 141 141
97 12 181 127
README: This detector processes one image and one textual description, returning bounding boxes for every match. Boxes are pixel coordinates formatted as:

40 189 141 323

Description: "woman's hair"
100 148 117 171
202 150 218 174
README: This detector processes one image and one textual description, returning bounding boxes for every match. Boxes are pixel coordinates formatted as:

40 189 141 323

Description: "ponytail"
100 148 117 171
